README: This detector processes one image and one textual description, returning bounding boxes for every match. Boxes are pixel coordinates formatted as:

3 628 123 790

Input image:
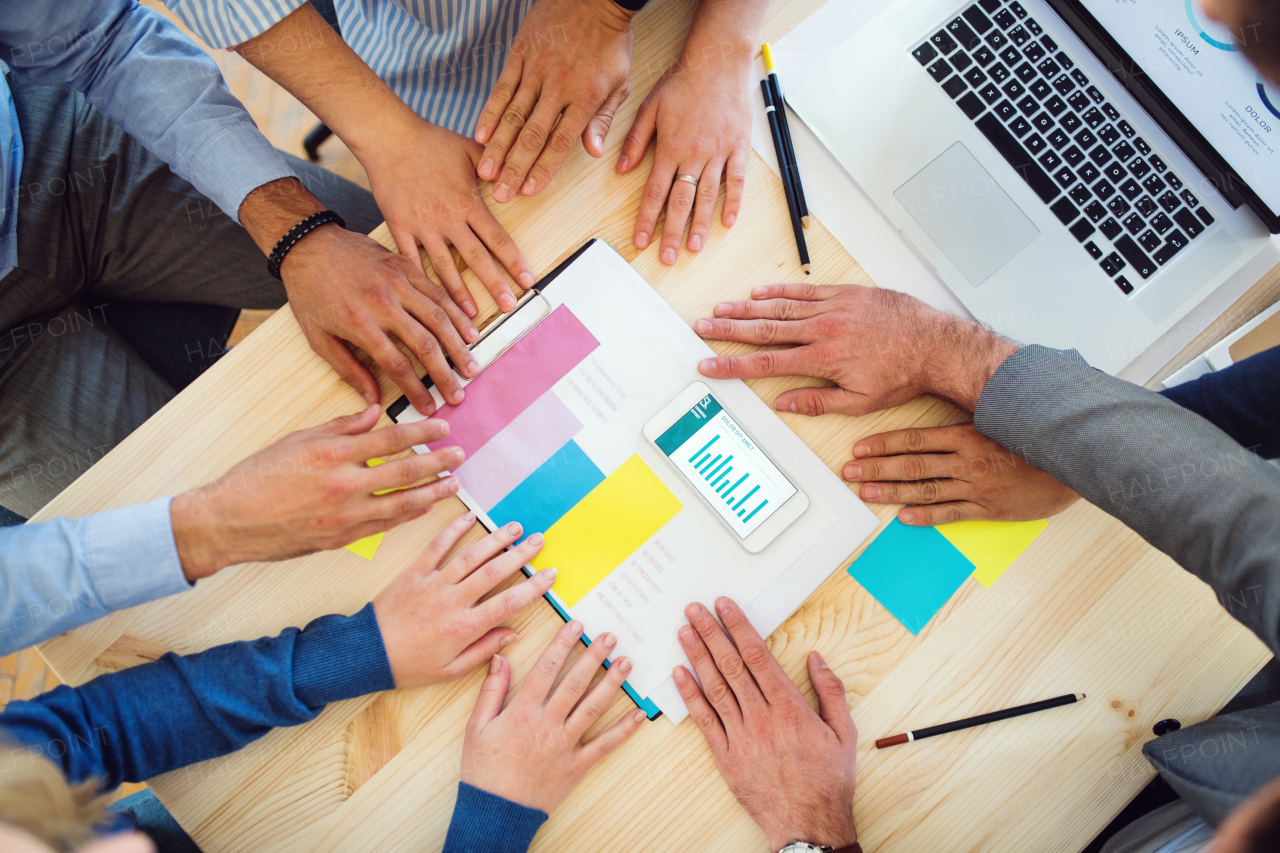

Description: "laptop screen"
1066 0 1280 225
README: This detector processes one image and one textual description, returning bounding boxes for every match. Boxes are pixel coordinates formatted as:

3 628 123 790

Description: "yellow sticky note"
936 518 1048 588
343 458 399 561
533 455 682 607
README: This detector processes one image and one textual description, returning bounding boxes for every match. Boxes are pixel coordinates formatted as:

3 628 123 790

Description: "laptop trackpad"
893 142 1040 287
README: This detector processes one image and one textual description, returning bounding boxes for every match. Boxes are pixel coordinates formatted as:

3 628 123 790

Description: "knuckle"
903 456 927 480
704 681 732 706
719 654 745 679
547 130 575 156
753 321 777 345
919 480 941 503
538 655 560 677
904 429 929 452
740 643 771 669
943 504 963 524
643 182 670 204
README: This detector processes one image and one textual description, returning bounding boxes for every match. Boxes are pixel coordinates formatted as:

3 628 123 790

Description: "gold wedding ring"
673 173 699 186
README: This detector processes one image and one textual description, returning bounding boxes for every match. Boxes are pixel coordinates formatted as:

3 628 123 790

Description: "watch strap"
830 845 862 853
266 210 345 280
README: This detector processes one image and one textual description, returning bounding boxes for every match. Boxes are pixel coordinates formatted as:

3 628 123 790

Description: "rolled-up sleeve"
0 497 190 655
164 0 308 50
1 0 293 221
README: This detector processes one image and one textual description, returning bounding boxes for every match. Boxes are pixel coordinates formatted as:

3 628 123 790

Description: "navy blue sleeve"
442 782 548 853
1160 346 1280 459
0 603 394 789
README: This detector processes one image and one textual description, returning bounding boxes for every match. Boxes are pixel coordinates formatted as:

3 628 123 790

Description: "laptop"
787 0 1278 374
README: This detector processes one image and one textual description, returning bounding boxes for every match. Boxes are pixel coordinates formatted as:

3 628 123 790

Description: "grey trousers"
0 74 383 516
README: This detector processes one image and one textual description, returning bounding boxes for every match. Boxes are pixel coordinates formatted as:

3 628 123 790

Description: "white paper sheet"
401 241 878 721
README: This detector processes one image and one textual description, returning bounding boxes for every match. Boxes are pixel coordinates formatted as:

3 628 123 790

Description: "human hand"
618 25 753 262
170 406 461 581
282 223 480 415
363 117 536 321
673 598 857 853
372 512 557 687
460 621 646 813
695 283 1019 416
845 423 1080 525
474 0 633 202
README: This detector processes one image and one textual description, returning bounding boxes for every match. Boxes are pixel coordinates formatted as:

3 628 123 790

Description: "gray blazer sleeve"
973 345 1280 658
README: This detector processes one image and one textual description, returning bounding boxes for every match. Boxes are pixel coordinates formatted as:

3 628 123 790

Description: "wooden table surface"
34 0 1275 850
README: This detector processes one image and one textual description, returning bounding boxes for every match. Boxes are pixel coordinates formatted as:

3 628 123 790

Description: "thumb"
616 96 657 172
584 85 629 157
469 653 513 732
808 651 856 745
774 385 865 418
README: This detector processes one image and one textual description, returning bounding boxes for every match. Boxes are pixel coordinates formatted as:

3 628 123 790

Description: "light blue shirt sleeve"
0 497 191 656
0 0 294 223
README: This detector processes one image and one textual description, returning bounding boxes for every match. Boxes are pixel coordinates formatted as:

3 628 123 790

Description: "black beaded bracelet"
266 210 346 280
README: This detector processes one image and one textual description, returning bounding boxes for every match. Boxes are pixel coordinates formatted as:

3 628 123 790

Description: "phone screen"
655 393 797 539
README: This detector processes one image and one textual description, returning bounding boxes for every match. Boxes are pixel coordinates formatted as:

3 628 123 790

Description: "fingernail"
714 302 733 316
698 358 716 372
854 443 870 458
812 650 829 669
446 477 460 493
463 301 477 318
494 183 510 202
726 213 736 226
467 358 480 374
672 666 687 684
541 567 558 581
617 155 629 171
661 248 676 264
693 318 711 334
520 178 536 195
500 633 518 649
751 286 769 298
506 521 521 535
900 510 915 524
476 127 489 143
490 654 502 674
452 390 465 405
519 271 535 287
479 158 494 179
569 620 583 635
862 484 880 499
619 658 632 674
453 447 465 464
499 294 517 312
775 399 795 413
678 625 695 643
845 464 861 480
635 232 650 249
526 532 544 547
689 235 702 251
632 709 647 723
603 633 617 648
715 597 730 614
592 134 603 151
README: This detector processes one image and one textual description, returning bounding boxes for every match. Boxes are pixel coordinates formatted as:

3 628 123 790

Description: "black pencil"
762 43 808 227
875 693 1086 748
760 79 810 274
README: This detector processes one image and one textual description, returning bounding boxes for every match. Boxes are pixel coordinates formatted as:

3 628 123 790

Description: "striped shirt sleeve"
164 0 307 48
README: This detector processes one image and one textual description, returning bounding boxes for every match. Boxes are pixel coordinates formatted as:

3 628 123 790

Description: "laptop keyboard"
912 0 1216 295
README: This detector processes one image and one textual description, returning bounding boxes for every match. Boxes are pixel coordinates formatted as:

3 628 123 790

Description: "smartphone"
643 382 808 553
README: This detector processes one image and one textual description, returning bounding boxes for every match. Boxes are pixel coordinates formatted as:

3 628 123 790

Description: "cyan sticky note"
847 519 976 634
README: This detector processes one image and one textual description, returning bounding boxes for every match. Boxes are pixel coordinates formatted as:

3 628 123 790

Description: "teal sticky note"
847 519 975 634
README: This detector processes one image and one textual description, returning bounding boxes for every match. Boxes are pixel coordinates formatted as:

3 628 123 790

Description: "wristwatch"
778 844 862 853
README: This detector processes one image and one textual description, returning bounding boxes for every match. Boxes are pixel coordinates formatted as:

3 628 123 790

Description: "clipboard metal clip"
462 290 552 377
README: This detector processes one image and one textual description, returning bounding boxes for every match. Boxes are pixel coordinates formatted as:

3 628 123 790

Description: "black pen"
763 43 809 228
761 78 810 274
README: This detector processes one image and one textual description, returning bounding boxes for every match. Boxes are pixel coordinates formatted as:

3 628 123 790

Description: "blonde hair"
0 743 107 851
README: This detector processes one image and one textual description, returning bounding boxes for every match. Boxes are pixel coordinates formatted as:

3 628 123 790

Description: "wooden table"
34 0 1275 850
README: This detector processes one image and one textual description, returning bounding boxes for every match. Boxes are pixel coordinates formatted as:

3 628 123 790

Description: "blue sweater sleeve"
442 783 548 853
1160 345 1280 459
0 603 394 789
